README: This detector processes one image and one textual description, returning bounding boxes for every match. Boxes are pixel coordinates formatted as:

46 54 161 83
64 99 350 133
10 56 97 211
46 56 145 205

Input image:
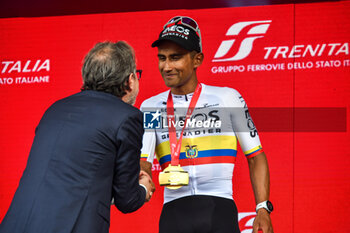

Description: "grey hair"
81 41 136 97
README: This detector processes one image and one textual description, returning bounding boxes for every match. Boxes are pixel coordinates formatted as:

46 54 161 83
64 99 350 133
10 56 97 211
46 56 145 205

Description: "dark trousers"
159 195 241 233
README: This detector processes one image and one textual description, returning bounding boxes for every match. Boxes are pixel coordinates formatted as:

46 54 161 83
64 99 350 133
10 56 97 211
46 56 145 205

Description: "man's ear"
125 73 135 92
193 52 204 68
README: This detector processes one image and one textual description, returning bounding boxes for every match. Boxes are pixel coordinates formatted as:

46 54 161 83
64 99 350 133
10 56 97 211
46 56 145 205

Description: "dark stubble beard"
126 92 137 105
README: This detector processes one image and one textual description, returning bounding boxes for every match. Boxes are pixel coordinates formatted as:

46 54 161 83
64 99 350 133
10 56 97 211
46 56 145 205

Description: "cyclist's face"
157 41 198 93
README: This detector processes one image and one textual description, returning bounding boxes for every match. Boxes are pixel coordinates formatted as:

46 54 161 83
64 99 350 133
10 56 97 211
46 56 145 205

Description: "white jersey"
140 84 263 204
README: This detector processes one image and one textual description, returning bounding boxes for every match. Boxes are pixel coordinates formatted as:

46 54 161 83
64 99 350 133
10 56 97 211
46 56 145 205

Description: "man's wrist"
256 208 270 215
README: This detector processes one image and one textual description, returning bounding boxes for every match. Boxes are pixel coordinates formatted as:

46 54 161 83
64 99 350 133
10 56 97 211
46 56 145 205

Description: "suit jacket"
0 90 146 233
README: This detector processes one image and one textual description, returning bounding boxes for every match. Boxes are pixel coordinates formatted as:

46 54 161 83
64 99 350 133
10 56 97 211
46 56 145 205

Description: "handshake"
139 170 155 202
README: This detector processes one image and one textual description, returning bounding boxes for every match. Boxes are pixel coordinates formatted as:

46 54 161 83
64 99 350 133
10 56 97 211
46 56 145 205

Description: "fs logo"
213 20 271 62
143 110 162 129
238 212 256 233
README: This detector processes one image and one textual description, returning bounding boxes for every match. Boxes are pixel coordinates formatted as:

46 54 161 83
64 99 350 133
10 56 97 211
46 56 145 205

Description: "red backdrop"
0 2 349 232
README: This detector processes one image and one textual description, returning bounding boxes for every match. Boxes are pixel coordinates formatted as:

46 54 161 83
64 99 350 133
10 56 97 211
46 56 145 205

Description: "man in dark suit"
0 41 154 233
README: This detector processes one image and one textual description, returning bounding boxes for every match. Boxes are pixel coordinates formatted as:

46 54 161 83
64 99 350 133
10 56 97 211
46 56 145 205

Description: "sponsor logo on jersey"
239 96 258 137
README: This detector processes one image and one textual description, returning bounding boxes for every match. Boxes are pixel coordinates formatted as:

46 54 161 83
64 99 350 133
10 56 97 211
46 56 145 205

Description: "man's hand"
252 209 274 233
140 160 156 194
139 170 154 202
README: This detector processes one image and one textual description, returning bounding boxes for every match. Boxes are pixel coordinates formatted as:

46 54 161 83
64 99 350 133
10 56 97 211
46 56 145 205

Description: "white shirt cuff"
139 184 147 198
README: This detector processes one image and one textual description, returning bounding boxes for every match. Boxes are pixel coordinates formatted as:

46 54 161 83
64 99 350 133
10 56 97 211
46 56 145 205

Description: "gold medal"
159 164 189 190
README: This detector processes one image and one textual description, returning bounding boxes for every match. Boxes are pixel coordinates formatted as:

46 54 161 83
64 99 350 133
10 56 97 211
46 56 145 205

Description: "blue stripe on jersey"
158 149 237 165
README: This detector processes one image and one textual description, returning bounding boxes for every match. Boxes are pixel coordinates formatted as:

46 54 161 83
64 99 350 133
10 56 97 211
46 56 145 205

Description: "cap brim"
151 39 163 48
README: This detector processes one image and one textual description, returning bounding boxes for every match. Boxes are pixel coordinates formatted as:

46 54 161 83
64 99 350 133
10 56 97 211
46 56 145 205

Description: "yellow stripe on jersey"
155 135 237 161
244 145 263 155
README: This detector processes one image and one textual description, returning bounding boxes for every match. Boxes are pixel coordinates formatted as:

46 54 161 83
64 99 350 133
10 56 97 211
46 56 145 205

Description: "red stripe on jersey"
246 149 264 159
160 156 236 170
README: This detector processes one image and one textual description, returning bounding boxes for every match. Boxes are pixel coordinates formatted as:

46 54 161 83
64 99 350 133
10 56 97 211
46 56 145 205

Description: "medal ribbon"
167 84 202 166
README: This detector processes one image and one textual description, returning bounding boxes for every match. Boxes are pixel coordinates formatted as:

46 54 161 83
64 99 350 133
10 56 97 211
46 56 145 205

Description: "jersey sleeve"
140 131 156 164
227 88 264 159
140 101 156 164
